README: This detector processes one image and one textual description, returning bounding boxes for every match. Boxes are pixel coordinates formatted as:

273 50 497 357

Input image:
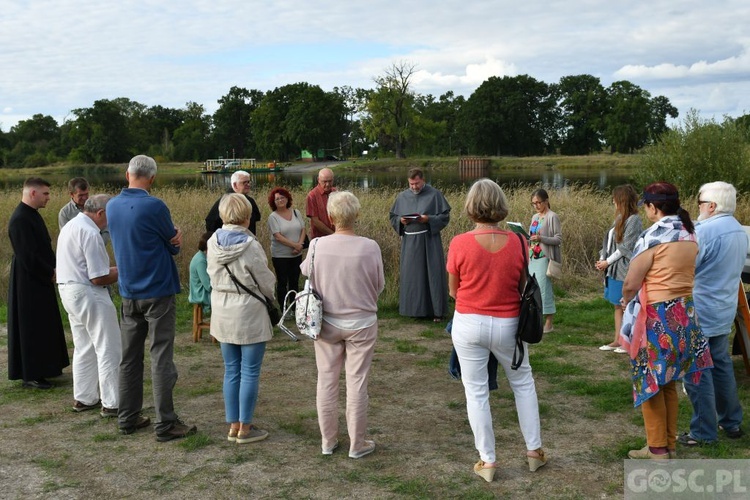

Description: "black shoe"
677 432 711 446
119 416 151 435
156 420 197 442
723 427 744 439
22 379 53 390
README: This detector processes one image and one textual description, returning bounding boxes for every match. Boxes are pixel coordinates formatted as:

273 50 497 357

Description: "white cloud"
1 0 750 130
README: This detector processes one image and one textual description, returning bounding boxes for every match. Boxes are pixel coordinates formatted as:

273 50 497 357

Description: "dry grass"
0 183 671 306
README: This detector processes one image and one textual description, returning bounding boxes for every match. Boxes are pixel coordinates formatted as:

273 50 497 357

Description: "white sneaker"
349 440 376 459
322 440 339 455
613 347 628 354
599 344 617 351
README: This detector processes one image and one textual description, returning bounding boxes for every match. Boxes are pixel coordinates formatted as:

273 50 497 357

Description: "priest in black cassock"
7 178 69 389
389 168 451 321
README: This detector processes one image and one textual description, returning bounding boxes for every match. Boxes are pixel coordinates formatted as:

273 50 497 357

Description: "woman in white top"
267 187 307 306
301 191 385 459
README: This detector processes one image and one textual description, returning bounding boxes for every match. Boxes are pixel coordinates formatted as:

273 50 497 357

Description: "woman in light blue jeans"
207 193 276 444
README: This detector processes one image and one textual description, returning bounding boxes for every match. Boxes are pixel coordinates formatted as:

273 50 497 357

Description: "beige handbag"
546 259 562 279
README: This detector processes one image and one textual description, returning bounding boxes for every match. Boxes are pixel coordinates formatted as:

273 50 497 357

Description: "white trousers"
59 283 121 409
452 311 542 463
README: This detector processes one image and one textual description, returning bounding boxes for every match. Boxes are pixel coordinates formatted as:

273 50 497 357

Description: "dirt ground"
0 318 643 499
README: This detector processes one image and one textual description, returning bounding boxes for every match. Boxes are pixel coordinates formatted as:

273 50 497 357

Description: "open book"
506 221 529 239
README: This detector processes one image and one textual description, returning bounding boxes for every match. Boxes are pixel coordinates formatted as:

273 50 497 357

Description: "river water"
0 163 633 192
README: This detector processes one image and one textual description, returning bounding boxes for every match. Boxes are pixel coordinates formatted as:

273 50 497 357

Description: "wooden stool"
192 304 213 342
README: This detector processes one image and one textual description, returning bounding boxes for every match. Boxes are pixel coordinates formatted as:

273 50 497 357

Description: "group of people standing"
7 157 747 479
592 181 746 459
8 158 197 440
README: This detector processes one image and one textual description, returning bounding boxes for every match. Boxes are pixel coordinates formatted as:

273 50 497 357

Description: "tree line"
2 61 742 168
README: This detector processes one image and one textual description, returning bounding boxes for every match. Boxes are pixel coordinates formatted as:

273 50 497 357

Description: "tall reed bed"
0 183 726 307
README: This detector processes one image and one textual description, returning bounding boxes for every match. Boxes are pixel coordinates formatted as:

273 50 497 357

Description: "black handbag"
511 232 544 370
223 265 282 325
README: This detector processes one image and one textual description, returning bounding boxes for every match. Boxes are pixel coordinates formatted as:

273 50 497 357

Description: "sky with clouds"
2 0 749 132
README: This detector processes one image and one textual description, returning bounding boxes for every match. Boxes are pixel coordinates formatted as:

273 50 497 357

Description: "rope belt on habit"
404 230 428 235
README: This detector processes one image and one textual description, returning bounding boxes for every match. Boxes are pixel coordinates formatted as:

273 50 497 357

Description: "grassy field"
1 297 750 498
2 168 750 497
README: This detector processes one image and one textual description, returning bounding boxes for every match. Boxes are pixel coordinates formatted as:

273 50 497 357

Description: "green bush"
22 152 50 168
636 109 750 194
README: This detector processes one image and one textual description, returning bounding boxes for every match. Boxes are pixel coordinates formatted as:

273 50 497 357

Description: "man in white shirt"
57 194 121 417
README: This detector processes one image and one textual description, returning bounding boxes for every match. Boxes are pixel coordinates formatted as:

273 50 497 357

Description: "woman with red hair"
266 187 307 306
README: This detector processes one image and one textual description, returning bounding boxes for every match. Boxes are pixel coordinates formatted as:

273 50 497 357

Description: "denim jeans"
452 311 542 463
220 342 266 424
684 334 743 442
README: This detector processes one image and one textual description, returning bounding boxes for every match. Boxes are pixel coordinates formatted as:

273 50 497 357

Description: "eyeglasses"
531 201 543 206
274 196 287 202
697 200 710 206
240 180 251 186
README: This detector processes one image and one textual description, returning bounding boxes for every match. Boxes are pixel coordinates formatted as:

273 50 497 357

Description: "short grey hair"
698 181 737 214
464 178 509 223
127 155 157 179
231 170 250 186
83 194 111 213
327 191 360 228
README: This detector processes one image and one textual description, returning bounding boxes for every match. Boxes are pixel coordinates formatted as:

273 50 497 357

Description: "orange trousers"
640 381 678 450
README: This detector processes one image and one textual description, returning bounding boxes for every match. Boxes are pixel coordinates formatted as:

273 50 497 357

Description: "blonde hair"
219 193 251 225
327 191 360 228
464 178 509 223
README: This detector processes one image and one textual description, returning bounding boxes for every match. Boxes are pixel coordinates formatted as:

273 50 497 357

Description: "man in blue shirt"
108 155 197 441
680 181 748 446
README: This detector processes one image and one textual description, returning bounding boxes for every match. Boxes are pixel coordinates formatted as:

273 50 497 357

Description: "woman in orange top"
447 179 546 483
620 182 713 460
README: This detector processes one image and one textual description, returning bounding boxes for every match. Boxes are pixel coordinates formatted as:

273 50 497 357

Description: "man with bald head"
306 168 336 238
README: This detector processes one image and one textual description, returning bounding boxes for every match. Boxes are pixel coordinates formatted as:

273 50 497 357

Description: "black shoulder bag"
223 264 282 325
511 232 544 370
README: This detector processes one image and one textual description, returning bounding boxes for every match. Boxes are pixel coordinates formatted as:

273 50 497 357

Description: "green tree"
602 81 653 153
415 92 465 156
212 86 264 158
458 75 557 156
251 84 306 160
5 114 62 167
556 74 606 155
636 109 750 193
647 95 679 143
64 99 131 163
363 61 418 158
173 102 212 161
733 113 750 141
284 85 346 156
251 83 346 160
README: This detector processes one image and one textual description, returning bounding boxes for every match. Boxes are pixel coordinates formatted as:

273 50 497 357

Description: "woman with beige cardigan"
529 188 562 333
207 193 276 445
301 191 385 459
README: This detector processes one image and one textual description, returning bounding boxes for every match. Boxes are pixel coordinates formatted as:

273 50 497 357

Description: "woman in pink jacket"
301 191 385 459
